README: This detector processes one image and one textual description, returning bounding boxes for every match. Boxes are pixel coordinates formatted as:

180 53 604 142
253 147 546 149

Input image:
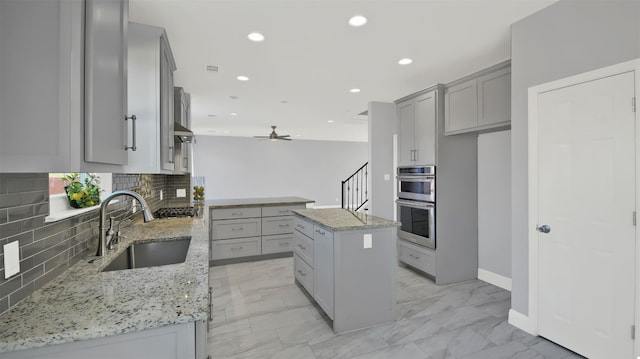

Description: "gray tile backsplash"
0 172 191 316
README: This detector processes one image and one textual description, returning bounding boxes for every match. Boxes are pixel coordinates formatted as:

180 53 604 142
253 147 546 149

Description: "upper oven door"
397 175 435 202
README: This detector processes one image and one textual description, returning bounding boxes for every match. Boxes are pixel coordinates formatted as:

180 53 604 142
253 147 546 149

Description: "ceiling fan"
254 125 291 141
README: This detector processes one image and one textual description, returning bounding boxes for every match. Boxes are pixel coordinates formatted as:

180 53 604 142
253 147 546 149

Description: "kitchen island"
0 214 210 358
292 208 399 334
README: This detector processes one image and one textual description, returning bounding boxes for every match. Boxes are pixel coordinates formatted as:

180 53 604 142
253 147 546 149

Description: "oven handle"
396 175 435 182
396 199 434 209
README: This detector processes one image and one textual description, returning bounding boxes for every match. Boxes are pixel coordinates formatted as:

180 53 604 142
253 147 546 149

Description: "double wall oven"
396 166 436 249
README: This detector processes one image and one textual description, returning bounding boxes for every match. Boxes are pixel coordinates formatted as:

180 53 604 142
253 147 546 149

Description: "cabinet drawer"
313 226 334 242
262 234 294 254
211 218 261 240
294 253 314 296
262 216 294 235
262 204 305 217
398 240 435 275
211 237 261 260
293 217 314 238
210 207 261 220
293 230 314 267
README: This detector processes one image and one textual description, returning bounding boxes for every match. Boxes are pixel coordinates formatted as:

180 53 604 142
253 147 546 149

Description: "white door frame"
527 58 640 357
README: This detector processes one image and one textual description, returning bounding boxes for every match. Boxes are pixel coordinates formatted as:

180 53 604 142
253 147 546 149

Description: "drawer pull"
297 224 305 229
208 287 213 321
279 224 290 227
298 244 306 250
316 229 325 235
231 227 244 231
409 254 420 260
279 210 289 213
297 270 306 277
230 246 243 251
279 242 290 246
231 212 243 216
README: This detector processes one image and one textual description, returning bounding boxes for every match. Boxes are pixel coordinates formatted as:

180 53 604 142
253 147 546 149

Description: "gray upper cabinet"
397 91 437 166
124 23 177 174
84 0 129 165
0 0 128 172
444 61 511 135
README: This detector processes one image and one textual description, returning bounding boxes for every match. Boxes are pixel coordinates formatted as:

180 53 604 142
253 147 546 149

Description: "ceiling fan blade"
279 137 292 141
254 136 270 138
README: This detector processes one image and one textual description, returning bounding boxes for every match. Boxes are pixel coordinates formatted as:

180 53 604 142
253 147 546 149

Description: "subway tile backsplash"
0 172 190 316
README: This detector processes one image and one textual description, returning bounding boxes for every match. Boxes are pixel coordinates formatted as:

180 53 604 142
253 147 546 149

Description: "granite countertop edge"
0 215 210 354
292 208 400 232
207 196 315 209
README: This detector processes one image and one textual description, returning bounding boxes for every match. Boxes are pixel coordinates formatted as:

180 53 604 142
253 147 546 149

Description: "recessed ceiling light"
208 130 216 133
328 120 335 123
350 88 361 93
223 131 229 134
247 32 264 42
207 114 216 117
398 58 413 65
230 112 237 116
280 100 288 104
348 15 367 27
237 75 249 81
296 134 301 137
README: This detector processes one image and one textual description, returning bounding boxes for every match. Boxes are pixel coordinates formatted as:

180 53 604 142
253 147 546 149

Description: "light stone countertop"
207 196 314 209
293 208 399 232
0 214 210 354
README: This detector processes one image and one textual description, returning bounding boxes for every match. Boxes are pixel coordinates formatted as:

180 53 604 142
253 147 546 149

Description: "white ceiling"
129 0 556 142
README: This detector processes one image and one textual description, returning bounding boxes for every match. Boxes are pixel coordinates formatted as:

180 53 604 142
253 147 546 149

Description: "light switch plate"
176 188 186 198
159 190 164 201
363 234 372 249
4 241 20 279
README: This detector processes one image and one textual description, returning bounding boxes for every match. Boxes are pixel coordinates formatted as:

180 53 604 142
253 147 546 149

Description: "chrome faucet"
96 190 155 256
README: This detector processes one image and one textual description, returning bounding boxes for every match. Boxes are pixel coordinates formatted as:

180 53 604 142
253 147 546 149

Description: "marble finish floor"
207 257 585 359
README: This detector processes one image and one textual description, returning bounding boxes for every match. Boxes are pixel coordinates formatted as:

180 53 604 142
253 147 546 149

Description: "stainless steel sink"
102 237 191 272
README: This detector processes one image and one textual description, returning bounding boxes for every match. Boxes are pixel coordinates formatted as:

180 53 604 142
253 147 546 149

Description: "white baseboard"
477 268 512 291
508 309 537 335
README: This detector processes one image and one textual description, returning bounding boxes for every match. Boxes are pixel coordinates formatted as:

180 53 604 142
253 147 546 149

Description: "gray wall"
192 136 368 207
478 130 511 279
510 0 640 315
368 102 397 220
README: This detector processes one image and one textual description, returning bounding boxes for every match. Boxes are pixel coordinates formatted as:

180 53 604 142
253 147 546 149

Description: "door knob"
537 224 551 233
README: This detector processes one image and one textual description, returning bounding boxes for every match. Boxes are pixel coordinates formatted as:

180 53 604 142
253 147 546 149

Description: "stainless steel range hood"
174 122 195 143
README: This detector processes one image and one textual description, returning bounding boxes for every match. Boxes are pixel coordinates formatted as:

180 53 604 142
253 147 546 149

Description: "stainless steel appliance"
396 199 435 249
397 165 435 202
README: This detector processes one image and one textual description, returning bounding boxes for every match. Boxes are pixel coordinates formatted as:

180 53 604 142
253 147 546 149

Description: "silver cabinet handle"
279 224 290 227
125 115 137 151
279 242 290 246
537 224 551 233
297 270 306 277
315 229 325 235
231 212 243 216
279 210 289 213
231 226 244 231
169 145 174 163
297 244 306 250
297 224 305 229
409 254 420 260
230 246 243 251
208 287 213 321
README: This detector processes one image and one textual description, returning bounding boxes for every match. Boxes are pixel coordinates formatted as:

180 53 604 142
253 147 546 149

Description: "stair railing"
341 162 368 212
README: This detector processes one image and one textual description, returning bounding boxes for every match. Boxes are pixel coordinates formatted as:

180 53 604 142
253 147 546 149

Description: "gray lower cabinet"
210 204 304 261
398 239 435 274
293 216 396 334
444 61 511 135
3 321 207 359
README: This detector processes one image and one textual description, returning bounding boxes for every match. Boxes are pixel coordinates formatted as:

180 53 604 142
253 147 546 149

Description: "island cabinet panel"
3 322 199 359
209 199 313 262
293 209 398 334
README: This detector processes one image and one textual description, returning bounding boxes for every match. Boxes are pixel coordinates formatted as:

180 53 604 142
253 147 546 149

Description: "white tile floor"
207 257 585 359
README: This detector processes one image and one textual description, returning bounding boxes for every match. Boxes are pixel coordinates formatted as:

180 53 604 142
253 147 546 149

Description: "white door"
537 71 636 358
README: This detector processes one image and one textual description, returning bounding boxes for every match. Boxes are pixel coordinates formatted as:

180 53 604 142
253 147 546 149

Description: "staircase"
341 162 368 212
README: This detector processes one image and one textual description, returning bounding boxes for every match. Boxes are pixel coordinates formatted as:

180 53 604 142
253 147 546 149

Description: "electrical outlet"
176 188 186 198
363 234 372 249
159 190 164 201
3 241 20 278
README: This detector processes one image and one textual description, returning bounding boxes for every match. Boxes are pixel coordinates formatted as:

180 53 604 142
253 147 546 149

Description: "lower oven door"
396 199 435 249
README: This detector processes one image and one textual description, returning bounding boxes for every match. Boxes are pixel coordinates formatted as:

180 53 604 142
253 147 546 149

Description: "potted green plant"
61 173 102 208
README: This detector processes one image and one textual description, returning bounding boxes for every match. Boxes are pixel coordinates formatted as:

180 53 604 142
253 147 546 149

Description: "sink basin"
102 237 191 272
